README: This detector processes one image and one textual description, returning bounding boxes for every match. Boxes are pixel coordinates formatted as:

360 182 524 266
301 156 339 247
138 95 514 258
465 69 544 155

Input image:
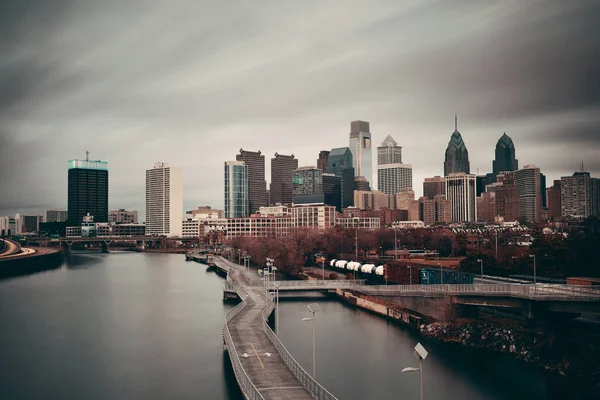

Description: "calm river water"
0 252 555 399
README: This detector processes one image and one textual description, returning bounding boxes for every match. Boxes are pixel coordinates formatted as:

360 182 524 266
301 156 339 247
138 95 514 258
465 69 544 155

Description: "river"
0 252 553 399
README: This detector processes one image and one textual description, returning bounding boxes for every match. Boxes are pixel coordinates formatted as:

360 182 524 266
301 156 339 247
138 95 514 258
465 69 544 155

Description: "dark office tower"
317 150 330 173
547 180 561 221
270 153 298 206
68 158 109 224
236 149 267 214
423 176 446 200
327 147 354 208
476 175 488 197
540 173 547 208
591 178 600 218
493 133 518 175
323 173 342 211
444 115 470 176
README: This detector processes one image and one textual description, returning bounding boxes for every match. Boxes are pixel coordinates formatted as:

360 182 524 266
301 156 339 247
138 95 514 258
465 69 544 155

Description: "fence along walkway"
222 262 338 400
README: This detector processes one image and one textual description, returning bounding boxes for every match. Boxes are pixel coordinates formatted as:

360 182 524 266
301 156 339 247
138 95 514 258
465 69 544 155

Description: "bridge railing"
270 279 365 289
357 283 600 300
224 288 263 400
261 295 338 400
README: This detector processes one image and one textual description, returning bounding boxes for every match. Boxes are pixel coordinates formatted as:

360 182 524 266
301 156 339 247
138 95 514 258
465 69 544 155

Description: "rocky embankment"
420 321 600 392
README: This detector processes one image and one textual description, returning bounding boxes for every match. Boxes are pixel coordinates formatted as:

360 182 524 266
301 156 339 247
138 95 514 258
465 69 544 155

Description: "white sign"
414 342 428 360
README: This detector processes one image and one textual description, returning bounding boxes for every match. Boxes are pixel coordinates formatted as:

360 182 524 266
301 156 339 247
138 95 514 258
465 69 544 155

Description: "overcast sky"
1 0 599 220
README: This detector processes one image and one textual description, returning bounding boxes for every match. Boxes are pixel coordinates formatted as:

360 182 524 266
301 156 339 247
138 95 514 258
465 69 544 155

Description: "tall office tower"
377 135 412 195
45 208 68 222
236 149 267 214
540 173 547 208
445 173 477 222
146 162 183 237
349 120 373 187
417 195 451 225
423 176 446 200
270 153 298 206
515 165 542 222
68 157 109 224
327 147 355 208
547 180 562 221
323 173 342 211
354 176 371 191
477 192 497 222
444 115 470 176
224 161 248 218
591 178 600 217
493 133 518 175
494 172 521 222
317 150 330 173
561 171 591 218
293 167 323 196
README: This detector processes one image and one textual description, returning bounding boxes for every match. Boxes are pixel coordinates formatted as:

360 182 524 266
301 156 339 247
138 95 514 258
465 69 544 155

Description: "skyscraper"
495 172 521 222
224 161 248 218
323 173 342 211
561 171 591 218
444 115 470 176
327 147 354 208
423 176 446 200
349 120 373 187
270 153 298 206
236 149 267 214
445 173 477 222
547 180 562 221
293 167 323 196
317 150 330 173
377 135 412 195
515 165 542 222
68 157 109 224
146 162 183 237
493 133 518 175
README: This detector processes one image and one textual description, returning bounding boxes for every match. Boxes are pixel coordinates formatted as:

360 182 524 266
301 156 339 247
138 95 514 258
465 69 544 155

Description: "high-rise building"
515 165 542 222
236 149 267 214
444 115 470 176
317 151 330 173
327 147 354 209
494 172 521 222
475 175 489 197
109 209 138 224
540 173 547 208
354 190 393 211
354 176 371 191
547 180 562 221
349 120 373 187
45 208 68 223
591 178 600 218
493 133 518 175
376 135 412 195
146 162 183 237
417 195 451 225
68 158 109 224
423 176 446 200
293 167 323 196
395 188 415 210
224 161 248 218
323 173 342 211
270 153 298 206
477 192 497 222
561 172 591 218
445 173 477 222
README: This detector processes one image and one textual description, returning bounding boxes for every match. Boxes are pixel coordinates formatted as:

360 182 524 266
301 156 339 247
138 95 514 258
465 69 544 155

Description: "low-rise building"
112 224 146 236
109 209 138 224
336 216 381 230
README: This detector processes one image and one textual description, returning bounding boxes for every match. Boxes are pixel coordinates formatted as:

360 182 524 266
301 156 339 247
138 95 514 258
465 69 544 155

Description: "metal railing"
357 283 600 301
224 290 263 400
270 280 365 290
261 294 338 400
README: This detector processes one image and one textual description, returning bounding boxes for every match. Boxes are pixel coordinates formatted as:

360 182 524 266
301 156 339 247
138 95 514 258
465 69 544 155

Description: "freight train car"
420 268 474 285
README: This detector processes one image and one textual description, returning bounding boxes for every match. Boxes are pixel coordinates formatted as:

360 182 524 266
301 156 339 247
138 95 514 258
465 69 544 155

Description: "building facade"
561 172 591 218
270 153 298 206
445 173 477 222
547 180 561 221
443 116 470 176
109 209 138 224
224 161 248 218
417 195 451 225
327 147 354 209
236 149 267 214
317 150 330 173
395 188 415 210
45 209 68 223
323 173 342 211
493 133 518 176
353 176 370 191
349 120 373 187
292 167 323 196
515 165 542 222
423 176 446 200
68 158 109 223
494 172 521 222
477 192 497 222
145 162 183 237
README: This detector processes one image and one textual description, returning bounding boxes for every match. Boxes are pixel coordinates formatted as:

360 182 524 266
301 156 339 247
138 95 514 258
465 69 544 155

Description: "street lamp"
302 302 321 378
477 259 483 278
402 342 428 400
438 263 443 285
529 254 537 283
273 282 280 332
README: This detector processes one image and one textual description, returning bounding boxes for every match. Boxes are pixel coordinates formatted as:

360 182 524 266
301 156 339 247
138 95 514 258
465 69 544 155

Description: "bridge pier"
101 241 112 253
61 241 72 254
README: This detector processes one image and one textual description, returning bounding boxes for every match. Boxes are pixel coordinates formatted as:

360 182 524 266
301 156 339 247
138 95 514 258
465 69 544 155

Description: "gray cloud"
1 0 599 218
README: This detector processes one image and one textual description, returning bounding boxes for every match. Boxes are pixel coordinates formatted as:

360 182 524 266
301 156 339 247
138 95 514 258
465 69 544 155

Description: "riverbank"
0 248 63 280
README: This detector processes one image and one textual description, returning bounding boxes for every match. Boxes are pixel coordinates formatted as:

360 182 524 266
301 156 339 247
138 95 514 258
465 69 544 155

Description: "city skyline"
1 1 599 218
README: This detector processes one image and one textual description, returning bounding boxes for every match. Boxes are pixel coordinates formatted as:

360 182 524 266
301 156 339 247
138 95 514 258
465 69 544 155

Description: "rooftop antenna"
581 161 584 172
85 150 89 161
454 114 458 131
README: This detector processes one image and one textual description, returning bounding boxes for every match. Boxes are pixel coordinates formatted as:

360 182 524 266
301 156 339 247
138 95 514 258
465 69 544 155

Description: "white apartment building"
146 162 183 237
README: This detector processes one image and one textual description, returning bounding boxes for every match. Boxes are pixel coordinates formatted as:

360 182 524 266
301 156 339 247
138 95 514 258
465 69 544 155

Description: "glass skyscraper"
327 147 354 208
224 161 248 218
67 158 109 224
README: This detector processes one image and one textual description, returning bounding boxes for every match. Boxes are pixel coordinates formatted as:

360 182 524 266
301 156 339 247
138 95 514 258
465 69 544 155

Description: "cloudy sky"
1 0 599 219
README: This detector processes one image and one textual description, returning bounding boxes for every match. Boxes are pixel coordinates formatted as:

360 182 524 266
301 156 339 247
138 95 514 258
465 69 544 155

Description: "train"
327 259 474 285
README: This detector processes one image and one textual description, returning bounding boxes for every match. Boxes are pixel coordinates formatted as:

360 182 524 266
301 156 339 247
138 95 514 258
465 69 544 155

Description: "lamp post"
408 265 412 286
477 259 483 278
438 263 443 285
394 228 397 261
321 258 325 281
402 342 428 400
301 303 321 378
237 249 241 265
529 254 536 283
273 282 280 332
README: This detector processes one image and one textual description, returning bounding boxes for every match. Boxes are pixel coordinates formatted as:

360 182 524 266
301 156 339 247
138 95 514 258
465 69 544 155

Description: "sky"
1 0 599 220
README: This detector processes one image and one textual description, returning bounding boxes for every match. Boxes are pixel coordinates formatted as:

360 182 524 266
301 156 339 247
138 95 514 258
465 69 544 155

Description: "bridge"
218 257 338 400
58 236 163 253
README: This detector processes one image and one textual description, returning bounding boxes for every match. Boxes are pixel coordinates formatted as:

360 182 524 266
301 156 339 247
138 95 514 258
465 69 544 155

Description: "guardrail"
270 280 365 289
261 294 338 400
358 283 600 300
